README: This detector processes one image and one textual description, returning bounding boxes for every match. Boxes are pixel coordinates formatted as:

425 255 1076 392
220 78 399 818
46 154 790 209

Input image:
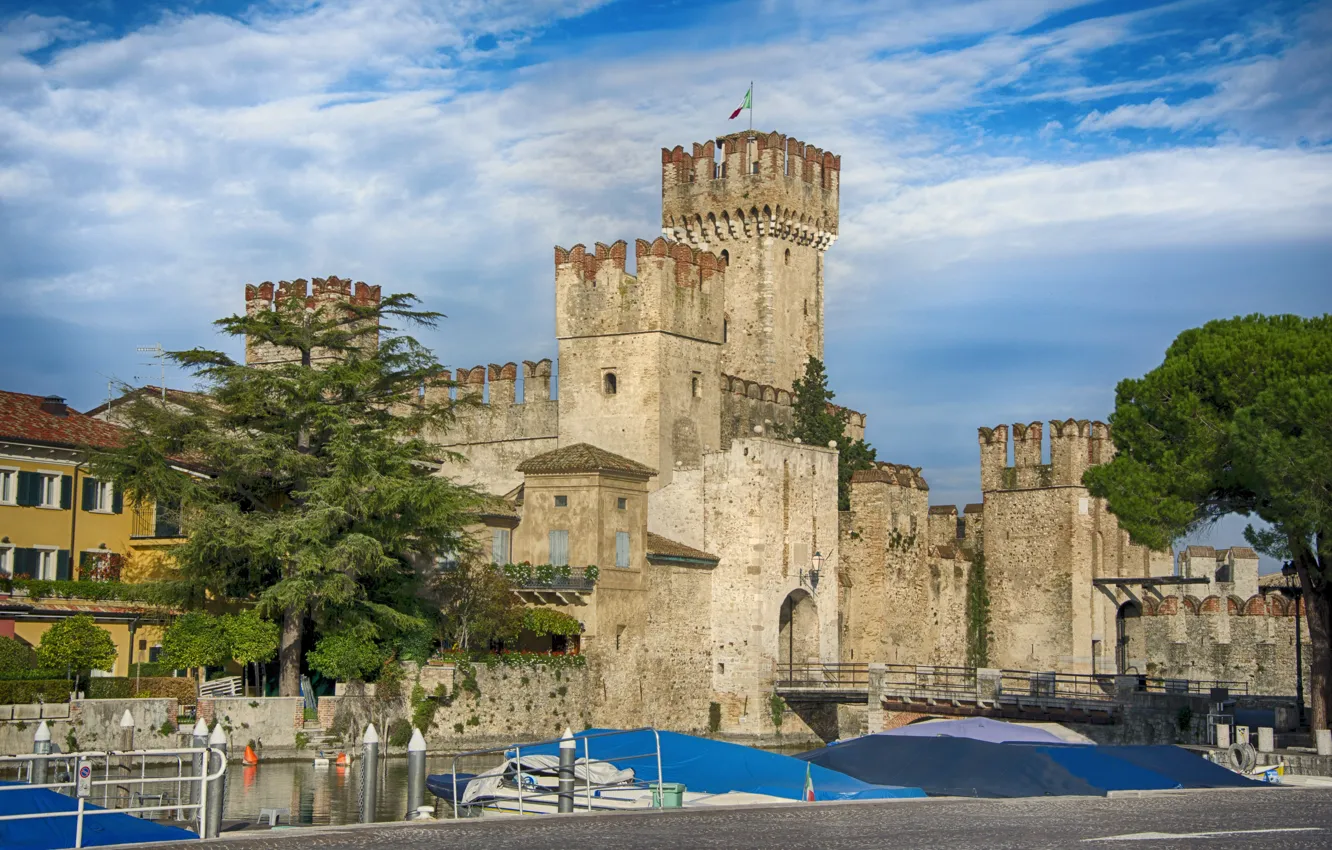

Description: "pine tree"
92 284 482 696
791 357 877 510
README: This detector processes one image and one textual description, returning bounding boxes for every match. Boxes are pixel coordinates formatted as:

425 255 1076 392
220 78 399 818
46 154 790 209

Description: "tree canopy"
429 556 522 651
92 286 482 695
36 615 117 693
1084 314 1332 726
791 357 877 511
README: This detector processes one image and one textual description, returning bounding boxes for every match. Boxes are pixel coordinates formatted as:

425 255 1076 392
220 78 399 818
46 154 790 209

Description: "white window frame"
0 466 17 506
89 479 115 513
37 470 61 509
33 545 59 580
0 545 12 578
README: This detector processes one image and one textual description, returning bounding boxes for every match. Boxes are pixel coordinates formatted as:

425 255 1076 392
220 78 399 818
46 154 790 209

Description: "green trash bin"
652 782 686 809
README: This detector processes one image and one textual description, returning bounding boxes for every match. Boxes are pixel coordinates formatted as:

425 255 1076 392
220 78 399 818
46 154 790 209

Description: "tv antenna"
137 344 167 401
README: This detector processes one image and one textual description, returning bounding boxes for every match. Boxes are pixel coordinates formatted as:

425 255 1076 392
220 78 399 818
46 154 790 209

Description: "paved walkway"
150 788 1332 850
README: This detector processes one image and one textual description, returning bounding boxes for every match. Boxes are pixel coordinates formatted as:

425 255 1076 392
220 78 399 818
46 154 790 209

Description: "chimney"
40 395 68 417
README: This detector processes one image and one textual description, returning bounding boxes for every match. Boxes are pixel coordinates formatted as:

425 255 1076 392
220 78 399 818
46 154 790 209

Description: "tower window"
784 248 790 266
554 495 568 507
692 374 701 398
803 299 807 317
719 249 729 265
603 372 617 395
723 320 728 343
617 497 627 510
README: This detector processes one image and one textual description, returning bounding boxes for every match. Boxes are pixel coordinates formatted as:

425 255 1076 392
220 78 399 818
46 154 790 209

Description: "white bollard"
32 721 51 786
1235 724 1250 746
1257 727 1274 753
360 724 380 824
190 718 208 817
1316 729 1332 757
405 728 427 820
1215 723 1231 749
204 723 228 839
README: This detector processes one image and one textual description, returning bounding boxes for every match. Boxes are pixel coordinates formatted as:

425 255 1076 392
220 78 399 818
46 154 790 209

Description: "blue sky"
2 0 1329 569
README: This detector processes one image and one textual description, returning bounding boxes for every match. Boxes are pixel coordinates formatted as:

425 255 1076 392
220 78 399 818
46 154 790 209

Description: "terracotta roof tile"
1226 546 1258 558
1184 545 1217 558
85 386 209 419
0 390 125 450
517 443 656 477
646 532 719 563
928 505 957 516
963 503 984 514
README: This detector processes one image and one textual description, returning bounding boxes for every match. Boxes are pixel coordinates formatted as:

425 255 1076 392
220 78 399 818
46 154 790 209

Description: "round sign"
79 765 91 779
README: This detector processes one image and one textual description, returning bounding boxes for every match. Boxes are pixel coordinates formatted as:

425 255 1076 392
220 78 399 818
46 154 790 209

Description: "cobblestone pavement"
152 788 1332 850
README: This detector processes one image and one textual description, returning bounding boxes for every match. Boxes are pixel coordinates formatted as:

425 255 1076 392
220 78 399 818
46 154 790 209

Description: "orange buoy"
243 744 259 766
335 752 350 767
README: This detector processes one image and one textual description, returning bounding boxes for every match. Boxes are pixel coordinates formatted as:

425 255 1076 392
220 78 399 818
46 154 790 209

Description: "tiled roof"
517 443 656 477
928 505 957 515
963 503 984 514
1184 545 1217 557
0 596 178 617
646 532 719 564
0 390 125 450
1226 547 1259 558
84 386 209 419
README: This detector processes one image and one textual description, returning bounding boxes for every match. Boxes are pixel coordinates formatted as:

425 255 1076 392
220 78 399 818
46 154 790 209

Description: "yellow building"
0 390 183 675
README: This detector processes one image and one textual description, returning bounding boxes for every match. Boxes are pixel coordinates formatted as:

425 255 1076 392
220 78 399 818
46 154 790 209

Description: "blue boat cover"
798 736 1264 798
487 729 926 801
880 717 1082 744
0 781 197 849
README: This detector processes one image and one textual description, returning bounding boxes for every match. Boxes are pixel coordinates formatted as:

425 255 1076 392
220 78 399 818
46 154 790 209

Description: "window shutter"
13 548 36 579
82 478 95 511
491 529 509 565
616 532 630 568
56 550 71 581
60 476 73 510
112 487 123 514
549 530 569 567
16 472 38 507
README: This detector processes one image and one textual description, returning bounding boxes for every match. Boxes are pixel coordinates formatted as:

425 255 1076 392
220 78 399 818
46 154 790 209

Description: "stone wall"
197 696 304 749
0 699 179 755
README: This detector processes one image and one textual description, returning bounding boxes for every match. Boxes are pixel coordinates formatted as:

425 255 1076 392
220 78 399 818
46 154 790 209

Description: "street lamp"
800 551 824 592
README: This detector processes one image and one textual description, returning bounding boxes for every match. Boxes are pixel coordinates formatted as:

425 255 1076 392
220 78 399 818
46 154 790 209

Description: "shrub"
388 720 412 748
306 633 385 683
159 719 177 736
0 679 74 703
0 636 36 675
86 678 134 700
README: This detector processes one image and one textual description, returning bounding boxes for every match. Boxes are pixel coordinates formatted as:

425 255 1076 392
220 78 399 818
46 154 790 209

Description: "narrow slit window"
604 372 617 395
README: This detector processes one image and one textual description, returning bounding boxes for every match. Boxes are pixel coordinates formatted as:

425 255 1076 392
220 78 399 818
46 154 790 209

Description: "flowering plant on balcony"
78 551 123 583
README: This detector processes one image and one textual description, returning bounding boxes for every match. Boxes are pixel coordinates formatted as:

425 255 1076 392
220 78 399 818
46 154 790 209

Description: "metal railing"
0 745 227 847
449 728 663 819
775 663 870 690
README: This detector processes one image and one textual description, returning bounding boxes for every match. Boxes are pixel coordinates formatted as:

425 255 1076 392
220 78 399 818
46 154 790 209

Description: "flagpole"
749 81 754 132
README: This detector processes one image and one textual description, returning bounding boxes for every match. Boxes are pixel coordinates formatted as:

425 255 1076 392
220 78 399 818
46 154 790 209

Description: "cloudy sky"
2 0 1329 566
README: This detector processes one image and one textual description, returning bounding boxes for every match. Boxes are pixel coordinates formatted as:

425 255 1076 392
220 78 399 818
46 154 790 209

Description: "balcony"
131 503 183 539
501 563 598 600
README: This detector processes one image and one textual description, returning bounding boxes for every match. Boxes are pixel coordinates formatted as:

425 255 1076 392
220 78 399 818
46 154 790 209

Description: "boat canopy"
798 737 1264 798
879 717 1084 744
0 781 197 849
523 729 925 801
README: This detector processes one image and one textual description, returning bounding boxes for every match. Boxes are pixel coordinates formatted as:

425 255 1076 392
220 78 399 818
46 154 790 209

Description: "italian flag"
729 86 752 120
803 762 815 801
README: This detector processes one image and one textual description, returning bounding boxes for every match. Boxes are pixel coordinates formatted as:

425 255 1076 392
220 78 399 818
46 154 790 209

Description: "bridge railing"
775 663 868 690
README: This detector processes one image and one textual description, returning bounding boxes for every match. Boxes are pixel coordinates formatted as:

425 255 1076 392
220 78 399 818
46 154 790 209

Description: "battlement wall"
719 373 866 450
243 277 381 365
661 131 840 243
555 239 726 343
978 419 1114 492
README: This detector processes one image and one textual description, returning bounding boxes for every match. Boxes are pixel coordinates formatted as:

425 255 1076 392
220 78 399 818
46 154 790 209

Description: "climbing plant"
522 608 582 637
965 552 991 668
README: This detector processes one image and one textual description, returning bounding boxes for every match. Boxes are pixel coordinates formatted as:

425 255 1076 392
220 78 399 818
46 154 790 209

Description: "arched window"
604 372 617 395
691 375 700 397
784 248 790 266
719 249 729 265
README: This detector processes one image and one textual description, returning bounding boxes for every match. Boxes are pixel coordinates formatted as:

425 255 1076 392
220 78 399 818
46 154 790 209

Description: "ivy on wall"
965 551 992 668
522 608 583 637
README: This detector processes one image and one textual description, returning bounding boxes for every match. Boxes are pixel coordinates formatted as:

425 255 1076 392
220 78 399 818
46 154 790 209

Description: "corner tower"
661 131 839 390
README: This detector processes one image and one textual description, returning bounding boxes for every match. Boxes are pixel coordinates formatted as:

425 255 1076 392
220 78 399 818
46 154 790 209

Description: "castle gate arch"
1116 600 1143 674
778 589 819 680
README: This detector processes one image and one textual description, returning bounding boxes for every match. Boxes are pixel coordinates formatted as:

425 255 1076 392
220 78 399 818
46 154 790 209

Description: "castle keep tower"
661 132 839 390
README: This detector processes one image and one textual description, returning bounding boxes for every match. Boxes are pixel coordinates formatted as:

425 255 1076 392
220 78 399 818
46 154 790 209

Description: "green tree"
430 557 522 651
791 357 877 510
36 615 117 695
91 285 482 695
0 636 36 675
223 609 280 697
306 632 385 683
162 612 230 692
1084 315 1332 726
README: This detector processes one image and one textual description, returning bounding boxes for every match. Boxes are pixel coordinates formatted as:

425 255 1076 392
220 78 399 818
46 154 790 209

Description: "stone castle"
242 129 1309 739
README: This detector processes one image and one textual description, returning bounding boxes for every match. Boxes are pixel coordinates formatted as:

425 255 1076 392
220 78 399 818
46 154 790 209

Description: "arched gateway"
778 589 819 679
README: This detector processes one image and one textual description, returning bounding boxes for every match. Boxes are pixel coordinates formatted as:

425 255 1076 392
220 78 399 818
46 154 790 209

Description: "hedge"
0 676 196 705
0 578 179 605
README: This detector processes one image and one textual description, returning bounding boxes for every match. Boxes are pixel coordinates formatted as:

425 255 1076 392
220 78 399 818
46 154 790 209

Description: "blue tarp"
798 736 1264 798
450 729 926 802
880 718 1082 745
0 781 197 849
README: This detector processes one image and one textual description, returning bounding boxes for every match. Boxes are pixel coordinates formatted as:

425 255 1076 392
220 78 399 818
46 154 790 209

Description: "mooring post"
558 727 576 814
32 720 50 786
190 717 208 817
204 723 228 839
405 727 427 820
360 723 380 824
119 710 135 807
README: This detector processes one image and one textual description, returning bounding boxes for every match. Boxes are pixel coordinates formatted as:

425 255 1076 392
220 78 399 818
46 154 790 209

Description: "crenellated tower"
243 276 381 367
661 131 839 390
